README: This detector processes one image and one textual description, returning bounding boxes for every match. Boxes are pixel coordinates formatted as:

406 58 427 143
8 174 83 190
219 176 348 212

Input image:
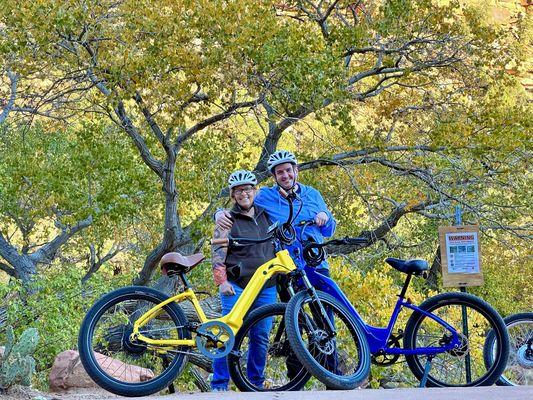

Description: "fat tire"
404 291 509 387
78 286 190 397
285 290 371 390
228 303 311 391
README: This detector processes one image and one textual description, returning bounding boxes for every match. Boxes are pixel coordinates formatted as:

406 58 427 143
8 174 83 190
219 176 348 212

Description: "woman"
210 170 277 391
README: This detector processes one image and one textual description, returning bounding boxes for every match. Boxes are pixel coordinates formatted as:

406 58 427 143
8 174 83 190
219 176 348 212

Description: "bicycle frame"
303 265 462 356
132 249 297 348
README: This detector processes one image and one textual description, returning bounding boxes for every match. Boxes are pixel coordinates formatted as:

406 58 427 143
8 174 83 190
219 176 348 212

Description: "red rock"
49 350 154 391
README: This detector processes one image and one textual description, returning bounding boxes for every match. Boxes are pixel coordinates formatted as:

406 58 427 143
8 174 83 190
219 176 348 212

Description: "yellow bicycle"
77 247 298 396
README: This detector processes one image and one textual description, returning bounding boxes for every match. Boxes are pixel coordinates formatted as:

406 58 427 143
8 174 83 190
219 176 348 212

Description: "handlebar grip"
211 238 229 245
321 237 368 247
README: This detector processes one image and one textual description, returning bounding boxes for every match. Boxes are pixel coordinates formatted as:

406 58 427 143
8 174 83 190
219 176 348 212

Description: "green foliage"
0 325 39 389
0 265 129 373
0 120 162 269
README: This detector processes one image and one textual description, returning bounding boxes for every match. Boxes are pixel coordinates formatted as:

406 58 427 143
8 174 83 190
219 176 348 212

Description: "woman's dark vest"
225 205 276 289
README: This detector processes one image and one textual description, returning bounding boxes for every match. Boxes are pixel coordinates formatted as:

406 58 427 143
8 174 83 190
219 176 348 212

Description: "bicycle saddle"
160 252 205 275
385 258 429 276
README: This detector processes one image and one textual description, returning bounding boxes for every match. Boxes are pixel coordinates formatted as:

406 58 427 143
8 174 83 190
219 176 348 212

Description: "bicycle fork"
288 270 337 338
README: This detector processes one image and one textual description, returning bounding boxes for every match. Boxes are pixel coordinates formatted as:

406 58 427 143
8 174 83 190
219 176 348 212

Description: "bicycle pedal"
229 350 243 358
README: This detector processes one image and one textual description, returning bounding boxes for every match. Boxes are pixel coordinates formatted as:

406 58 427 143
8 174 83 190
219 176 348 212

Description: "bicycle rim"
489 313 532 386
229 303 311 391
80 289 188 394
405 294 507 387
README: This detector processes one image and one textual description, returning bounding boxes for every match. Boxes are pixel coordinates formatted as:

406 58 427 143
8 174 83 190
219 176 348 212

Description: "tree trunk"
426 246 441 290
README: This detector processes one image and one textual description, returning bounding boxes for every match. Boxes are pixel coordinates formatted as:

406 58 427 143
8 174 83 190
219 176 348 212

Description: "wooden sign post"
438 224 483 287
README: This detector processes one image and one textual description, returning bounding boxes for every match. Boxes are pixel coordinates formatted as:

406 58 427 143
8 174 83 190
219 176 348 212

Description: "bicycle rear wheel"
78 286 190 397
285 290 371 390
228 303 311 391
484 312 532 386
404 292 509 387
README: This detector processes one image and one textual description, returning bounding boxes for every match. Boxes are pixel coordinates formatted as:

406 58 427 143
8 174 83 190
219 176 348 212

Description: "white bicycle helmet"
267 150 297 173
228 170 257 189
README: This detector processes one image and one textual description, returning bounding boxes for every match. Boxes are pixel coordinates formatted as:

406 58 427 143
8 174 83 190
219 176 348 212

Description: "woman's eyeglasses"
233 186 255 195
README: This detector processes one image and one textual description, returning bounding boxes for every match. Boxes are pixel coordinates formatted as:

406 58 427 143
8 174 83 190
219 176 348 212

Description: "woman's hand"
215 210 234 230
219 281 235 296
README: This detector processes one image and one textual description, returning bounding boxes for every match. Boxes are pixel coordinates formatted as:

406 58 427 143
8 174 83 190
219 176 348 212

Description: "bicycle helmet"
228 170 257 189
267 150 297 173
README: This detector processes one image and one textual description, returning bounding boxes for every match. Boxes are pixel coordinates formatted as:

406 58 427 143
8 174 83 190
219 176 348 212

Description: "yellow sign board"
438 225 483 287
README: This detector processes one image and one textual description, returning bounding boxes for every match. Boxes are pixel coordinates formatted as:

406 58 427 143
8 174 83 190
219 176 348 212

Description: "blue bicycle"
284 221 510 389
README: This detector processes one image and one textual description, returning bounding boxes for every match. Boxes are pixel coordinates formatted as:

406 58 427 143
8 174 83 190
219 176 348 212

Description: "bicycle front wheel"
285 290 371 390
228 303 311 391
78 286 190 397
404 292 509 387
484 312 532 386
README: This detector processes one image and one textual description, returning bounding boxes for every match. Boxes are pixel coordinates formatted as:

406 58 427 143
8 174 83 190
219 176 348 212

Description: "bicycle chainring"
195 321 235 359
372 332 402 366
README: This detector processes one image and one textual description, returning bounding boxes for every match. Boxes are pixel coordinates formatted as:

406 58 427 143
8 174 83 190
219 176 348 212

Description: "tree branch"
176 96 265 147
179 86 209 110
298 145 447 170
134 92 167 146
82 242 126 283
0 69 18 124
0 232 22 268
0 261 16 277
115 101 165 177
343 37 449 57
329 200 437 255
28 215 93 264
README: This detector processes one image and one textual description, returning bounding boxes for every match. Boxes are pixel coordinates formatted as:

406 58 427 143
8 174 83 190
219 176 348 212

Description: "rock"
49 350 154 391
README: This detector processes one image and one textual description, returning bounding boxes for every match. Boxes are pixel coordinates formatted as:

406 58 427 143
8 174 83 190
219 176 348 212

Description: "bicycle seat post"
398 273 412 299
179 272 192 290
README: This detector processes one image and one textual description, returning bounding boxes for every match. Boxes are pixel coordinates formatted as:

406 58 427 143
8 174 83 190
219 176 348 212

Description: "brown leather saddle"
160 252 205 275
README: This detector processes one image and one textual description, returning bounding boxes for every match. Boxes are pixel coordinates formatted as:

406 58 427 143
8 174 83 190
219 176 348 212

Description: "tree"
0 0 530 287
0 121 161 284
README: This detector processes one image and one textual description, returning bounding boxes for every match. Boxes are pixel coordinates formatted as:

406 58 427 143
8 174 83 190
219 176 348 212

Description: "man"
215 149 336 295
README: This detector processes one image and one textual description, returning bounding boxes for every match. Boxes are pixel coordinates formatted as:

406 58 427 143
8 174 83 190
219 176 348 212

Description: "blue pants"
211 283 277 390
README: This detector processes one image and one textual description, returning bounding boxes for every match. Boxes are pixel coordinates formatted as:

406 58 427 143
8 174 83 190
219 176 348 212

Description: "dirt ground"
1 386 121 400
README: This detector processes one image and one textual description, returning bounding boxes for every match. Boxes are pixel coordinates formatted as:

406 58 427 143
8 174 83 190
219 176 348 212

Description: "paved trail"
42 386 532 400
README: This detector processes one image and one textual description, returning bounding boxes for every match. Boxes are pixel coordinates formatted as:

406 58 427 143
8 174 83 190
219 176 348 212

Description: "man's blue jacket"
254 183 336 270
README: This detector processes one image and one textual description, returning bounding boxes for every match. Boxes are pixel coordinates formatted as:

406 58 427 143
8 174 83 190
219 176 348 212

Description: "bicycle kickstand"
419 355 434 388
162 356 176 394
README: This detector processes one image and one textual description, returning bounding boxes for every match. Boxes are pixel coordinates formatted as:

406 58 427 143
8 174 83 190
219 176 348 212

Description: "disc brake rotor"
446 332 469 357
311 329 335 355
